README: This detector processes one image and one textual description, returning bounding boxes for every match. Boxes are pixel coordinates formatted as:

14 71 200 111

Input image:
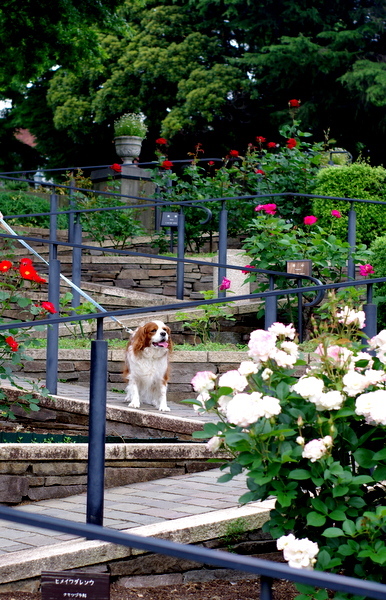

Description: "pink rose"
255 203 277 216
304 215 318 225
359 264 375 276
331 209 342 218
219 277 231 290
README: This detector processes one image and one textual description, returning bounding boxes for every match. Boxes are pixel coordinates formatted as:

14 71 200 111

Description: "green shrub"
0 191 68 229
369 234 386 327
312 163 386 245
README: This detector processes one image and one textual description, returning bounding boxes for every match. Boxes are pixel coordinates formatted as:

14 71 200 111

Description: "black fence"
1 168 386 597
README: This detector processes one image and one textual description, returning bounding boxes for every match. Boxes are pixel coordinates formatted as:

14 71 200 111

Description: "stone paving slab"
0 469 248 554
0 380 274 589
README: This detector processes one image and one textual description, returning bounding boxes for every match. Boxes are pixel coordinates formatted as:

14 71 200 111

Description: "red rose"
286 138 297 149
19 264 37 280
304 215 318 225
156 138 168 145
255 136 266 143
41 301 58 314
242 265 254 274
20 257 33 266
161 160 173 169
110 163 122 173
288 99 300 108
5 336 19 352
255 169 265 176
0 260 12 272
267 142 277 149
229 150 239 157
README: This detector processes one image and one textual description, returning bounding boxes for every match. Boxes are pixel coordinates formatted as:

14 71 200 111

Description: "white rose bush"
189 306 386 591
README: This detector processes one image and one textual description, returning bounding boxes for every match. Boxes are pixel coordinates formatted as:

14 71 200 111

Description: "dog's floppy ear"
165 325 173 352
131 325 149 353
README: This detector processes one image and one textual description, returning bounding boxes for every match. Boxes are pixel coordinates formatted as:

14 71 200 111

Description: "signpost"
160 211 179 252
41 571 110 600
286 260 312 277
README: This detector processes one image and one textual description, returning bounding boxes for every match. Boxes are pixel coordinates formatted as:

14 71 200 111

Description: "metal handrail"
0 505 385 599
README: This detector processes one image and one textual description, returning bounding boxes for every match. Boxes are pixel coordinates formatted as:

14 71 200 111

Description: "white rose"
302 438 330 462
342 371 369 396
312 390 344 411
238 361 258 377
218 370 248 392
292 376 324 399
226 393 263 427
355 389 386 425
207 436 222 452
261 368 273 381
369 330 386 349
277 535 319 570
191 371 216 393
268 322 296 340
260 395 282 418
350 352 373 370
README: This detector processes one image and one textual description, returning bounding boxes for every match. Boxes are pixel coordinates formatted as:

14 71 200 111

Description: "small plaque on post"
41 571 110 600
286 260 312 277
160 212 179 227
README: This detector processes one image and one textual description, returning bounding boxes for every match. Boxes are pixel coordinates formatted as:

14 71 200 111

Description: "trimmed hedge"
312 163 386 245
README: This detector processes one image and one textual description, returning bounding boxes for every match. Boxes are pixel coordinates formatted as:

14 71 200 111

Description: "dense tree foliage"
1 0 385 171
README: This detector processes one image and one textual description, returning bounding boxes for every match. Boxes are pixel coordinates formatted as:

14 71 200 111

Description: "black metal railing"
1 174 386 596
0 503 386 599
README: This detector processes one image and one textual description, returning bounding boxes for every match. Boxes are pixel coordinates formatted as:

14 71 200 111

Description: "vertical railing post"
363 283 377 342
347 201 356 280
218 201 228 299
71 216 82 311
46 192 60 395
67 176 75 243
86 320 108 526
297 278 304 343
260 576 273 600
176 208 185 300
265 275 277 330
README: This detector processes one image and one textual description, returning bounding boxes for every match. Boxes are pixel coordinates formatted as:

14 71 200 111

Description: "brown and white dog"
123 320 173 412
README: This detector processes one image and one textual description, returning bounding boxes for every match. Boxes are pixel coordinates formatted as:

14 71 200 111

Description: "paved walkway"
0 382 248 557
0 469 250 556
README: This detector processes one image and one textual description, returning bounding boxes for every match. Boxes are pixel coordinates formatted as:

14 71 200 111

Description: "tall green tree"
2 0 386 170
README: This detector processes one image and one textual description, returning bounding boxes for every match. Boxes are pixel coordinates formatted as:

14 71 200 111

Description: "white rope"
0 213 130 331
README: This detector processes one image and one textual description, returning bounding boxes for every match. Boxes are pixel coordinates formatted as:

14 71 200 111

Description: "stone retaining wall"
0 442 222 505
13 349 250 400
9 227 250 299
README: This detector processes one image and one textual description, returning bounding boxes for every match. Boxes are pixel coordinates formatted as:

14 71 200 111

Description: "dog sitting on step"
123 320 173 412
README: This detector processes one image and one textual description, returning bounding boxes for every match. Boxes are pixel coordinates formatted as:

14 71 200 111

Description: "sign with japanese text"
41 571 110 600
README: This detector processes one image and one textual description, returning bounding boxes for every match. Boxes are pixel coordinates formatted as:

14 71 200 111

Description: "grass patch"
35 338 247 351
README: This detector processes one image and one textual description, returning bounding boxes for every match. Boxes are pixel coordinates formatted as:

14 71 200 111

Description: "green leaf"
311 497 328 515
373 448 386 461
351 475 373 486
342 520 356 536
217 473 234 483
322 527 344 537
288 469 311 480
372 466 386 482
329 510 346 521
316 549 331 569
332 485 349 497
306 511 326 527
353 448 375 468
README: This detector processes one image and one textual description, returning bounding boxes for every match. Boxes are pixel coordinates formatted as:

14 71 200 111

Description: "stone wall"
0 442 221 504
9 226 250 299
13 348 250 399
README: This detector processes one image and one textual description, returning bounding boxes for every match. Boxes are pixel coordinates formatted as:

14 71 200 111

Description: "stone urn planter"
114 135 143 164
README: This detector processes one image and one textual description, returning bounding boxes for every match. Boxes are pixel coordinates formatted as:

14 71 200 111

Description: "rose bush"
190 301 386 590
0 256 55 419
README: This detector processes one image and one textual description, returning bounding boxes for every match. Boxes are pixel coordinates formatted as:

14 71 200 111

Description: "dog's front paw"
127 399 140 408
159 405 170 412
